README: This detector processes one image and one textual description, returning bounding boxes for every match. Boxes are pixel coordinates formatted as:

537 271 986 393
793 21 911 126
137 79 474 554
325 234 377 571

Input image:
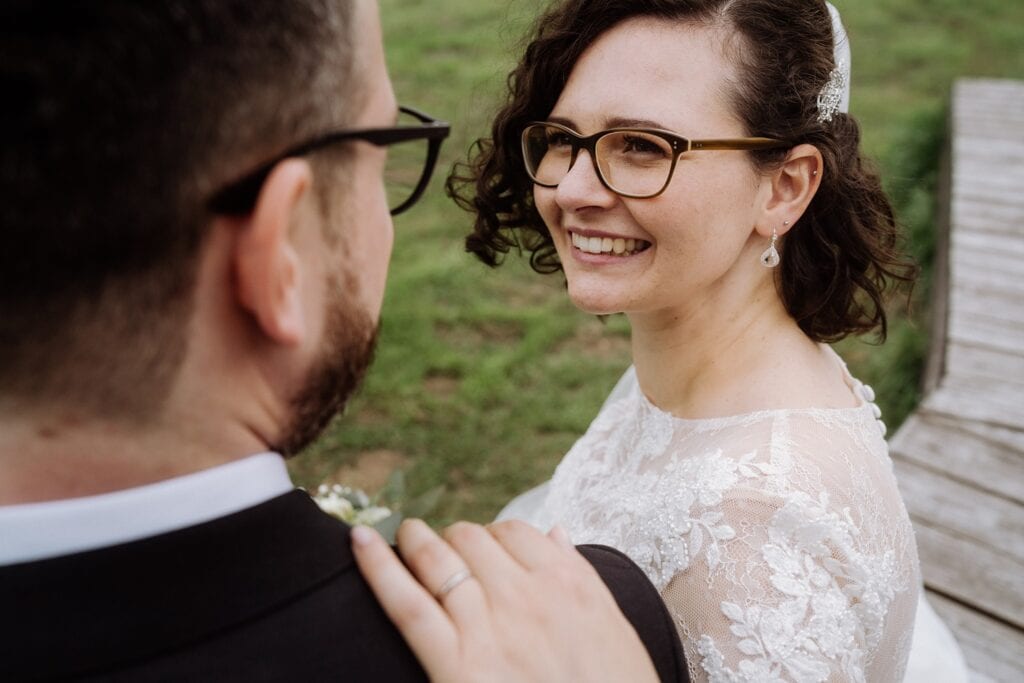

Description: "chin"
567 285 626 316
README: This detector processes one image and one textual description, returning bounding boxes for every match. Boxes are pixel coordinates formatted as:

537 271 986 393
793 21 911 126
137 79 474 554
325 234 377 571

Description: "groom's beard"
276 281 379 458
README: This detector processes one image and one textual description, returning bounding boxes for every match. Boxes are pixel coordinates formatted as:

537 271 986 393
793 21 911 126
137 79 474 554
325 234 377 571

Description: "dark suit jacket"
1 490 687 681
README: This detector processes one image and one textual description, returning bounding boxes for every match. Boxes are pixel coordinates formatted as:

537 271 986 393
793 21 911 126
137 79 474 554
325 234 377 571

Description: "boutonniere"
312 470 443 543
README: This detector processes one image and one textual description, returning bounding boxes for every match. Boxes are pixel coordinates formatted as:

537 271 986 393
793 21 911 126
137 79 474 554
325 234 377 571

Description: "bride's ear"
756 144 822 239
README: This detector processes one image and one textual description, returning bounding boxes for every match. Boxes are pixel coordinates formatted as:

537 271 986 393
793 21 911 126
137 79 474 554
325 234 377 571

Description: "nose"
554 148 618 212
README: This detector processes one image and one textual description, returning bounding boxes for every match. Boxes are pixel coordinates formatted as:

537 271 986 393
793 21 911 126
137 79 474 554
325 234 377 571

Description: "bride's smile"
568 230 652 257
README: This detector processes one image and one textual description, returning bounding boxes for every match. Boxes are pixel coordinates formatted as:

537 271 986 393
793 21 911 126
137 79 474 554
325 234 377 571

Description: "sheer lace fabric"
519 362 920 682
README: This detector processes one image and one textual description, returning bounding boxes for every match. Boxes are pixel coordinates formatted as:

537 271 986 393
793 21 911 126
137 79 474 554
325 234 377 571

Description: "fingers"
396 519 487 623
486 520 574 570
442 520 525 595
349 525 458 676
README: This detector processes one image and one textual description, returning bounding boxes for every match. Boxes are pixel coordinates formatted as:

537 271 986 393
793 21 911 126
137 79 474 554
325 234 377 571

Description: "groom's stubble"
276 264 380 458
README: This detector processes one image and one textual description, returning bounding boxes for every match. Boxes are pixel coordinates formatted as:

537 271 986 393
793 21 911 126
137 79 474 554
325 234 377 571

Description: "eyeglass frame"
208 105 451 217
521 121 790 199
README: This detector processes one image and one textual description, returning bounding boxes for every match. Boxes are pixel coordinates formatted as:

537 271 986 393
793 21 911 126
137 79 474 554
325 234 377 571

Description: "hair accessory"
817 64 847 124
760 227 780 268
819 3 852 124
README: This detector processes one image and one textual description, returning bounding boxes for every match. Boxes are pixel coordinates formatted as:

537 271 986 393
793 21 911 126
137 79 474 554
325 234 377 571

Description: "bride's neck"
628 295 811 418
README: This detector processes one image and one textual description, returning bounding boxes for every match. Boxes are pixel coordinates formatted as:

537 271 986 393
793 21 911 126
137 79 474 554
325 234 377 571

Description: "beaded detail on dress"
530 358 920 683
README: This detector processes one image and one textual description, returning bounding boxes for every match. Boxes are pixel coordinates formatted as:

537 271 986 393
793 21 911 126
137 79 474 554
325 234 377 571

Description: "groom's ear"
758 143 822 238
231 158 314 347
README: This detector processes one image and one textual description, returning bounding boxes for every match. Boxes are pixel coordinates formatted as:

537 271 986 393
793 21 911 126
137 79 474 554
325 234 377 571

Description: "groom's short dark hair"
1 0 359 419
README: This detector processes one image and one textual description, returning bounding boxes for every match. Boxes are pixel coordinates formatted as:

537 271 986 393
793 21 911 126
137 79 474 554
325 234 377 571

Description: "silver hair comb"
817 63 847 123
820 3 851 124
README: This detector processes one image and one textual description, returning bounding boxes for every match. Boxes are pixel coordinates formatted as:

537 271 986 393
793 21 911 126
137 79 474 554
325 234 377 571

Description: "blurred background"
288 0 1024 526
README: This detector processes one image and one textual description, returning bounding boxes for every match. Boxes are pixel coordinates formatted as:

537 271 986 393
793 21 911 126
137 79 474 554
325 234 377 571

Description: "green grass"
288 0 1024 525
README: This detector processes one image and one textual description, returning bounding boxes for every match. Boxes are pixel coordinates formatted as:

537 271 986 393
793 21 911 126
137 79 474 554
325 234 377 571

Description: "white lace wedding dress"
499 353 969 682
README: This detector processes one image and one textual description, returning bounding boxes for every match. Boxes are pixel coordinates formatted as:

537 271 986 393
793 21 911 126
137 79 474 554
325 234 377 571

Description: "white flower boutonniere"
315 484 394 526
311 470 443 543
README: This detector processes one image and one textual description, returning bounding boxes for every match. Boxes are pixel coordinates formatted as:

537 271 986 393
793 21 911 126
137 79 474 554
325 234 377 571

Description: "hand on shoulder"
351 518 660 683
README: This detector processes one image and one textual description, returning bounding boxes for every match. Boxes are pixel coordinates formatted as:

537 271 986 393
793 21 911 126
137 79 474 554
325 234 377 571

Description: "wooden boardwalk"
889 78 1024 682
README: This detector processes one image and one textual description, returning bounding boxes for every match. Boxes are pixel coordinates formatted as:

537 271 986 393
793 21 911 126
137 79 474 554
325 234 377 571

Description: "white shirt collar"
0 452 293 566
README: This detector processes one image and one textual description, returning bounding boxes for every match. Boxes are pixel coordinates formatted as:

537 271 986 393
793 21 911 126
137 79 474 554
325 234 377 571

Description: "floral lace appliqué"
537 368 920 683
697 492 902 683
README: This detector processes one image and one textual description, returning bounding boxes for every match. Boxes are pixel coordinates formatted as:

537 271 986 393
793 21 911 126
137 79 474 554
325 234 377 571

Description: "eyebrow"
546 115 672 131
606 116 669 129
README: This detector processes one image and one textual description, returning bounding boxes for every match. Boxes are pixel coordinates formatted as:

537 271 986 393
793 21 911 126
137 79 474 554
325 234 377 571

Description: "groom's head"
1 0 396 452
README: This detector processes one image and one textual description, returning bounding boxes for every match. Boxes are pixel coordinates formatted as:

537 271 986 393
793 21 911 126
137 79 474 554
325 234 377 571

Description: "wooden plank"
890 412 1024 503
932 372 1024 415
955 81 1024 118
953 163 1024 194
955 79 1024 107
955 151 1024 173
955 77 1024 95
947 313 1024 359
950 272 1024 306
954 121 1024 141
954 114 1024 132
953 157 1024 179
955 94 1024 113
953 186 1024 209
955 106 1024 122
927 591 1024 683
955 99 1024 116
943 343 1024 390
949 277 1024 316
910 521 1024 629
953 231 1024 259
952 245 1024 280
893 457 1024 561
956 81 1024 99
950 279 1024 307
953 200 1024 232
956 99 1024 117
923 382 1024 431
953 140 1024 164
950 278 1024 309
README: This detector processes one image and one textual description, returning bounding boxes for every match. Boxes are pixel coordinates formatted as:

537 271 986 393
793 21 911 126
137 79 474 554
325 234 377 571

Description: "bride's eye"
617 133 670 158
545 130 575 149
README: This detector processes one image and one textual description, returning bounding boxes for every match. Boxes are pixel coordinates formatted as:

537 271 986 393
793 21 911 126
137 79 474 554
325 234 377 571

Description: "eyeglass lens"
523 125 675 197
385 108 433 213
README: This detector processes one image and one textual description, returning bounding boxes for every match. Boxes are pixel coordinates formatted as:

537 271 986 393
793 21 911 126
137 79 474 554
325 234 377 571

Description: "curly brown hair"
448 0 916 342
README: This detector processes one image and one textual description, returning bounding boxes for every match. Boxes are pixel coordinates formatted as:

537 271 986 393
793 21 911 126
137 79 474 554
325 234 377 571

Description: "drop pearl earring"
760 225 782 268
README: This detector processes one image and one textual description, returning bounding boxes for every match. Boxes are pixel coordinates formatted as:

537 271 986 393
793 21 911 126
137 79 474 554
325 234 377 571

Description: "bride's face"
533 17 773 319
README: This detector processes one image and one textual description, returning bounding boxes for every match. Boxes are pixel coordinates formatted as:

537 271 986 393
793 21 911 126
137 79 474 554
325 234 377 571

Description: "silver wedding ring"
433 568 473 601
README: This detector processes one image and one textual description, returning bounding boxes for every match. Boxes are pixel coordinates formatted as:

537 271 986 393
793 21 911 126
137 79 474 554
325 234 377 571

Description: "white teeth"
570 232 649 256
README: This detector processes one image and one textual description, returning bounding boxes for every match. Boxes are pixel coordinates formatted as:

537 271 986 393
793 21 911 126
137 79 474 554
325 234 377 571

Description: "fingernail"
351 525 376 547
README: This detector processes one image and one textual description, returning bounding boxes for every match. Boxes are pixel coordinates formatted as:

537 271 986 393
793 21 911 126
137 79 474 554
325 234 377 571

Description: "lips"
570 231 652 256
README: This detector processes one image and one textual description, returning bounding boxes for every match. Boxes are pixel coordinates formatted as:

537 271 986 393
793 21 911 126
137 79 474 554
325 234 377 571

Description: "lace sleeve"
659 482 917 683
540 383 920 682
